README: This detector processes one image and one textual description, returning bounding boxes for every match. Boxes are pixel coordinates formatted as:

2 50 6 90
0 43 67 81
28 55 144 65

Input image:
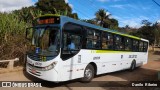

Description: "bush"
0 12 30 66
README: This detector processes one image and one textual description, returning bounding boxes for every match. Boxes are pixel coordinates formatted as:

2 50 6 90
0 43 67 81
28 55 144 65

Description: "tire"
81 64 94 82
130 60 136 71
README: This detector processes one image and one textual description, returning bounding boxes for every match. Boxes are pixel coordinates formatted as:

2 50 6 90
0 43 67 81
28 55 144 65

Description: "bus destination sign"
35 16 60 25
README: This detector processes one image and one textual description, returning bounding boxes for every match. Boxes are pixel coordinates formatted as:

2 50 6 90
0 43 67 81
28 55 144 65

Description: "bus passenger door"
60 23 83 81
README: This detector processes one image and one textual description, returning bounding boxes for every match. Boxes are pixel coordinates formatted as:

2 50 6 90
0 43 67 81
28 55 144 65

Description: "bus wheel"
81 64 94 82
130 60 136 71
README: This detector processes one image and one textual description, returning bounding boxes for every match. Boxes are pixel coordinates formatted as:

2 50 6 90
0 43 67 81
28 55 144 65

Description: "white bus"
26 14 149 82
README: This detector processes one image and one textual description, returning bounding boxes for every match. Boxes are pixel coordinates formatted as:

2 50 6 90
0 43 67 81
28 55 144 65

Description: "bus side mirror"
26 28 33 41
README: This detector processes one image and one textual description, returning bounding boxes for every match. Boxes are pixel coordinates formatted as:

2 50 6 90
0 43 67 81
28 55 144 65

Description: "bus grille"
28 54 41 61
27 54 54 61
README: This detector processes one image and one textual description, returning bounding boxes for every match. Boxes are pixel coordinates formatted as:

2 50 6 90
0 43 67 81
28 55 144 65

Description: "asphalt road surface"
0 52 160 90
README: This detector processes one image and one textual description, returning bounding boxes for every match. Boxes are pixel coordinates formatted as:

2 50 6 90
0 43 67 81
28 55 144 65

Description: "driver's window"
63 34 81 51
61 23 82 60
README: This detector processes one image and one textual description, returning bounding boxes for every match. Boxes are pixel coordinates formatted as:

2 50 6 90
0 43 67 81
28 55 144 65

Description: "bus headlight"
42 61 57 71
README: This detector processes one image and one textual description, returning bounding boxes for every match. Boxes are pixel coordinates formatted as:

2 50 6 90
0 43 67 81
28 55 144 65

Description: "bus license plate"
31 69 36 74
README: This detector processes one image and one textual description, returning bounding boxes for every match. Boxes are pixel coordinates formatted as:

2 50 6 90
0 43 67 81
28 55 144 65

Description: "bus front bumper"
26 65 59 82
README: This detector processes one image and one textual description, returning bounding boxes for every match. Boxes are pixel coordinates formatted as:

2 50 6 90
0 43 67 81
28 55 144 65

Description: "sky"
0 0 160 28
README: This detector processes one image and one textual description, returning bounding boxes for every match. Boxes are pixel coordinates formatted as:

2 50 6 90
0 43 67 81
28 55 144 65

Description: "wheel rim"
84 69 92 79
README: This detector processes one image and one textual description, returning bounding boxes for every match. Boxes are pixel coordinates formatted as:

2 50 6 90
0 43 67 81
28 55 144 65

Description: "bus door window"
67 35 81 50
63 34 81 56
61 23 82 60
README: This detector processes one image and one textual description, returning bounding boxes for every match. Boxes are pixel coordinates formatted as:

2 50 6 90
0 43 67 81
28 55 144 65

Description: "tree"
95 9 118 29
95 9 111 27
35 0 78 19
81 19 97 25
130 20 155 45
108 18 118 30
153 22 160 46
13 0 79 24
35 0 70 14
68 13 78 19
141 20 152 26
13 7 33 23
13 6 43 24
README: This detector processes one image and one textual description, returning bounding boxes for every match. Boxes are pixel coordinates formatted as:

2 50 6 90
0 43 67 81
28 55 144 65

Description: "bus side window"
139 41 143 52
102 32 108 49
125 38 132 51
86 28 101 49
86 39 93 48
143 42 148 52
114 35 124 50
133 40 139 52
86 29 94 49
94 31 101 49
107 33 114 50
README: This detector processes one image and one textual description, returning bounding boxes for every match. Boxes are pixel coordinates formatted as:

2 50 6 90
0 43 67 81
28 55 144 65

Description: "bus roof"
35 14 149 42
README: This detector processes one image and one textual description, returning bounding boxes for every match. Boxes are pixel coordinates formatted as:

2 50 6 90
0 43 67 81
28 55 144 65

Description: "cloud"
113 0 122 1
120 19 142 28
64 0 73 9
0 0 34 12
157 20 160 23
106 12 110 15
97 0 108 2
110 5 125 9
69 4 73 9
110 4 136 9
64 0 68 3
113 15 150 28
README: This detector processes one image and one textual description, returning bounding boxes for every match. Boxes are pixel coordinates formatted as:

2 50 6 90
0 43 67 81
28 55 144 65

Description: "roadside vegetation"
0 0 160 66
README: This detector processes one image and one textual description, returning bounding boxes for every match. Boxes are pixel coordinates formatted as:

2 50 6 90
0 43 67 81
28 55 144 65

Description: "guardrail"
0 58 19 69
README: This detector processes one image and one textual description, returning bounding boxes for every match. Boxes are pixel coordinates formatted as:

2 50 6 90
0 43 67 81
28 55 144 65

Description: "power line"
152 0 160 7
73 6 91 19
75 0 105 19
76 0 98 14
72 0 97 19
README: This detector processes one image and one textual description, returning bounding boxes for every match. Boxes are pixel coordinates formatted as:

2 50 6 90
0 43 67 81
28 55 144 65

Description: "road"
0 52 160 90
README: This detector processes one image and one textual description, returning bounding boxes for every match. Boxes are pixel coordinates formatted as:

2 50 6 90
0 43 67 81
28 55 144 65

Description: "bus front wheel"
81 64 94 82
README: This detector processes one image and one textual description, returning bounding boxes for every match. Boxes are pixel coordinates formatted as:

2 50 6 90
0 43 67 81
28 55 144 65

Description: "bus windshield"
30 26 60 56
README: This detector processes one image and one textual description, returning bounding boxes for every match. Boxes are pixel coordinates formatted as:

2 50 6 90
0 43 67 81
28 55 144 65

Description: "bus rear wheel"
130 60 136 71
81 64 94 82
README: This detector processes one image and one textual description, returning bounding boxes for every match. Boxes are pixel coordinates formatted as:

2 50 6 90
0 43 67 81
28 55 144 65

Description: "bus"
26 14 149 82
